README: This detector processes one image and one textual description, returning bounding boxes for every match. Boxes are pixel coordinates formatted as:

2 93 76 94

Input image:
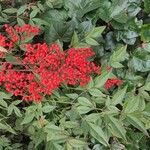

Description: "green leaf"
89 88 105 97
144 0 150 13
30 9 39 18
85 37 99 46
111 86 127 105
45 142 63 150
111 62 124 68
110 45 127 68
3 8 17 14
32 18 50 26
88 122 109 147
70 31 79 47
5 54 21 64
78 97 93 107
142 82 150 91
17 18 25 26
14 106 22 117
107 116 126 140
76 106 93 115
17 5 27 16
44 21 75 43
126 114 148 135
7 105 14 116
86 77 94 89
46 0 53 8
0 99 7 108
141 24 150 42
42 105 56 113
21 114 35 125
47 133 68 142
0 123 16 134
68 139 87 148
66 93 78 99
62 121 78 129
64 0 102 19
123 96 143 113
95 70 111 88
129 54 150 72
86 26 106 38
0 92 12 99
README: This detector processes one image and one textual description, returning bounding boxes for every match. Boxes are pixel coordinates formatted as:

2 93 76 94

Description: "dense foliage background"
0 0 150 149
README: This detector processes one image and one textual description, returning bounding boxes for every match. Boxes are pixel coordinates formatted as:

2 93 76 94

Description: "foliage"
0 0 150 149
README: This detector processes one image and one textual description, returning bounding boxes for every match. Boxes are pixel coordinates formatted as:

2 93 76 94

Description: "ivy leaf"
64 0 102 19
44 20 75 43
86 26 106 38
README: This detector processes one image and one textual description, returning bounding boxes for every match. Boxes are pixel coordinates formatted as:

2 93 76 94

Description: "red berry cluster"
0 24 122 102
4 24 40 43
105 78 123 90
0 24 39 58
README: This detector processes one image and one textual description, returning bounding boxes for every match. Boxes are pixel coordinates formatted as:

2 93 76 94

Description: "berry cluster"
0 24 122 102
4 24 40 43
0 24 39 58
105 78 123 90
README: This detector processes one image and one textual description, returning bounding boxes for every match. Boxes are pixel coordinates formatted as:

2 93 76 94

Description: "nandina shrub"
0 24 122 102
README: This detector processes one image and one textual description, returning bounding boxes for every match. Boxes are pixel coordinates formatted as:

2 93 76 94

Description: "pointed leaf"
111 86 127 105
107 116 126 140
126 114 148 135
88 123 109 147
78 97 93 107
